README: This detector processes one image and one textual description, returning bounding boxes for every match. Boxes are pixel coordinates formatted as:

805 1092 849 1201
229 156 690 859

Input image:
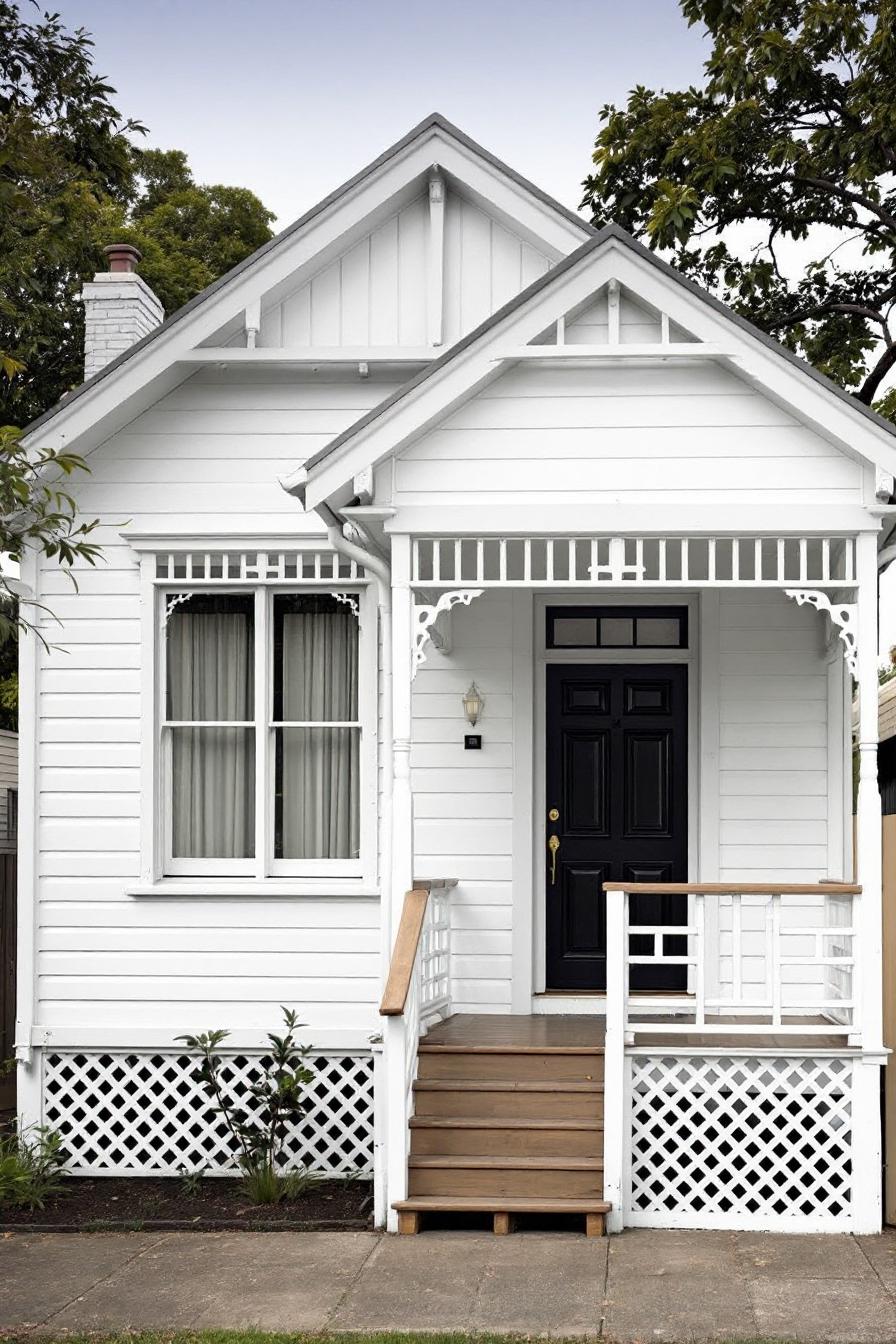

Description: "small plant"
0 1124 68 1210
177 1007 316 1205
178 1165 208 1196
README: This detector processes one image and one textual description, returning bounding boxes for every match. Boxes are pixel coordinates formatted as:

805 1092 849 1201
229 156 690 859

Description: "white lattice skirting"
43 1051 374 1177
627 1054 856 1231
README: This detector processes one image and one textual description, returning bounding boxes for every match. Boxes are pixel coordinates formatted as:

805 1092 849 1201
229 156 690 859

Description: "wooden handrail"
380 887 430 1017
603 881 862 895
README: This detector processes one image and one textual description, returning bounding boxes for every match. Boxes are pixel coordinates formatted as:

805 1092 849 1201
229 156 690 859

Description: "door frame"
523 591 700 1008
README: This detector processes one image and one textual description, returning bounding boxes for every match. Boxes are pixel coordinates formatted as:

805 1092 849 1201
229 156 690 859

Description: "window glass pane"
166 594 254 721
276 727 360 859
552 616 598 647
274 595 358 722
636 617 681 647
171 726 255 857
599 617 634 646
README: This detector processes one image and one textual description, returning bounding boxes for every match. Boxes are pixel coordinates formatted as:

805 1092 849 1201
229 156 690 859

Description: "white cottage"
15 114 896 1236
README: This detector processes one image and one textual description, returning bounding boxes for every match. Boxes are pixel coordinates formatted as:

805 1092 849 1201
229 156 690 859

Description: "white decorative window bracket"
330 591 361 622
412 589 484 679
784 589 858 676
162 592 193 628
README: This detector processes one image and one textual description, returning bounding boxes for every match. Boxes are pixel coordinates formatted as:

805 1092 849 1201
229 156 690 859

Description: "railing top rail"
603 881 862 896
380 887 430 1018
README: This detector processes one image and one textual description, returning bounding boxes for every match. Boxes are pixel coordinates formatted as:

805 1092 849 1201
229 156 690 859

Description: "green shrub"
0 1124 68 1210
177 1007 317 1205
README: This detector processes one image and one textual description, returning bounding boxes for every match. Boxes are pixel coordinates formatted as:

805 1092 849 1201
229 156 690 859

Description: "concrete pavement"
4 1226 896 1340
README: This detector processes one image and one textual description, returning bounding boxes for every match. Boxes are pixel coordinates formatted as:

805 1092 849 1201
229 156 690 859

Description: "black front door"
544 664 688 992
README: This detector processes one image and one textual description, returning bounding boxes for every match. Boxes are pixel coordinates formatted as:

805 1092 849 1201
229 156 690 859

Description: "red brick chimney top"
103 243 142 274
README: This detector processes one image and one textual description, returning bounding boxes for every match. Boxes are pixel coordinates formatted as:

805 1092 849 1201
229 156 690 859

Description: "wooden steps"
396 1027 608 1235
394 1195 611 1237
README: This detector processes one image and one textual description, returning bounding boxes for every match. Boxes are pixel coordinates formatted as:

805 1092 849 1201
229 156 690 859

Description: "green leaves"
177 1008 316 1204
0 1124 69 1210
0 2 274 429
582 0 896 419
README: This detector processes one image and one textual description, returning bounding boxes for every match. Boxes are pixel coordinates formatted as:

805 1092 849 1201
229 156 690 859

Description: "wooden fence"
0 852 15 1111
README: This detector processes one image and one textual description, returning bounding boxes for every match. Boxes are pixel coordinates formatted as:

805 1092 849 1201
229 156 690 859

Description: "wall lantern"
462 682 484 727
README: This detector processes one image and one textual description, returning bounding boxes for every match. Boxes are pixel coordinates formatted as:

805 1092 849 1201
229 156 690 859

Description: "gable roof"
22 113 593 449
294 222 896 509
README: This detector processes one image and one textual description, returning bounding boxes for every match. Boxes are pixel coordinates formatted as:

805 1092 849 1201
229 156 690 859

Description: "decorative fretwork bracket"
412 589 483 679
330 591 361 621
784 589 858 676
162 592 193 628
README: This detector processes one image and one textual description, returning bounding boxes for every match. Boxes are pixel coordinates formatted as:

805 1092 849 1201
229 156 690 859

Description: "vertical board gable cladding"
256 191 553 351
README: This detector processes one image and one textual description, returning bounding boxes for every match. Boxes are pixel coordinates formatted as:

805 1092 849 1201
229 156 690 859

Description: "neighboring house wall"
0 731 18 853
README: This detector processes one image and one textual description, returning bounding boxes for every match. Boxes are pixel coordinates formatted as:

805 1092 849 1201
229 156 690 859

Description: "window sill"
126 879 380 899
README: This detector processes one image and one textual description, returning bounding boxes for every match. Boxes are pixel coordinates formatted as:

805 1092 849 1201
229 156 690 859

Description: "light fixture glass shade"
462 681 484 726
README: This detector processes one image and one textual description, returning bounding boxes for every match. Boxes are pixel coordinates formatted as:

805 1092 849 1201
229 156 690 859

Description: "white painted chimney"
80 243 164 380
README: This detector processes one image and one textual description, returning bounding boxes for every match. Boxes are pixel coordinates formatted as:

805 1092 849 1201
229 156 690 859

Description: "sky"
50 0 896 658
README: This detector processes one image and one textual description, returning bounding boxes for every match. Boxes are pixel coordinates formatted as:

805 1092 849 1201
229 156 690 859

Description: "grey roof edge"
301 219 896 487
22 112 594 443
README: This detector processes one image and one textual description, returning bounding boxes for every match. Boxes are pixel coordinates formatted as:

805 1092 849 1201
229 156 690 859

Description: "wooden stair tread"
408 1154 602 1170
395 1196 612 1214
413 1078 603 1093
409 1116 603 1130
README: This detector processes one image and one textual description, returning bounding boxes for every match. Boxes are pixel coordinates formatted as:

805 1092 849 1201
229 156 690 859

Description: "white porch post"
855 532 883 1051
603 885 626 1233
852 531 883 1232
384 533 415 1231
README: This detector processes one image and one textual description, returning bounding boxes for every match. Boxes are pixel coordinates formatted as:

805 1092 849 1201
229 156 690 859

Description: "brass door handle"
548 834 560 885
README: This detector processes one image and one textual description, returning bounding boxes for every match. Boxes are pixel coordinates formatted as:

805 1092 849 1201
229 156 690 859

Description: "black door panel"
545 664 688 992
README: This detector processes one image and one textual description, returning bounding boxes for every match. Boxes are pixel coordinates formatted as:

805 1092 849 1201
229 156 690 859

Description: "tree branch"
795 177 896 233
859 344 896 404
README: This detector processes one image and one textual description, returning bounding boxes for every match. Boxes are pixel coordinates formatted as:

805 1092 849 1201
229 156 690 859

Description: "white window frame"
130 539 377 892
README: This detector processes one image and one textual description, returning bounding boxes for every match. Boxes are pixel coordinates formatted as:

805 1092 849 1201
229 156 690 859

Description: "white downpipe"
14 553 41 1129
324 519 393 1228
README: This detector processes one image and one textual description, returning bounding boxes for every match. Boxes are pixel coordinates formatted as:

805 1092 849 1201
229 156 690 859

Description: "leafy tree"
0 2 274 428
106 148 275 316
582 1 896 419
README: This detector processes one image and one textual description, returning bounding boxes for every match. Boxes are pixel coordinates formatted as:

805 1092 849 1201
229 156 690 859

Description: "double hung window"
162 587 364 877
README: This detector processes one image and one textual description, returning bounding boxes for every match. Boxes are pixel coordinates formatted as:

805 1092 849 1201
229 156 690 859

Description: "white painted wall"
33 368 404 1044
396 364 864 509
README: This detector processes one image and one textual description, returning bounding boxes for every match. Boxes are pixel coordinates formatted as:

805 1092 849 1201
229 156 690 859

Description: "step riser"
409 1169 604 1198
414 1090 604 1120
410 1127 602 1158
417 1052 604 1083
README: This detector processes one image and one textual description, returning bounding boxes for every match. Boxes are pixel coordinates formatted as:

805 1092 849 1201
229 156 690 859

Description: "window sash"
160 585 366 878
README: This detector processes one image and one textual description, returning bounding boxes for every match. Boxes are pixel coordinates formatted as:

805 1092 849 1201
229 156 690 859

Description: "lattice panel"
44 1052 374 1176
629 1055 853 1225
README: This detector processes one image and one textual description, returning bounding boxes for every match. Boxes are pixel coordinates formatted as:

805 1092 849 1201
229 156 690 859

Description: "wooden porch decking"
425 1011 850 1051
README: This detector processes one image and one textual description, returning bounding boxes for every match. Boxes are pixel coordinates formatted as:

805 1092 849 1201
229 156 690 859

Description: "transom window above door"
546 606 688 650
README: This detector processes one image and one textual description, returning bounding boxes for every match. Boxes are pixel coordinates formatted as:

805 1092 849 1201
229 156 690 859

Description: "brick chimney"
80 244 164 380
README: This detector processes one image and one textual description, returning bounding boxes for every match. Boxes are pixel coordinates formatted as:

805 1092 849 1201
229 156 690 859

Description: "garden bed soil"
0 1175 373 1231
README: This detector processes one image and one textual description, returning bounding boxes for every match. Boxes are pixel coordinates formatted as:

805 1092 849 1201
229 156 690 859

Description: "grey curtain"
279 609 359 859
168 605 255 859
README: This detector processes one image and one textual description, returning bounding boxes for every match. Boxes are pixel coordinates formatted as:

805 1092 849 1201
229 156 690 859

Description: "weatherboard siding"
32 369 400 1042
395 363 864 507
